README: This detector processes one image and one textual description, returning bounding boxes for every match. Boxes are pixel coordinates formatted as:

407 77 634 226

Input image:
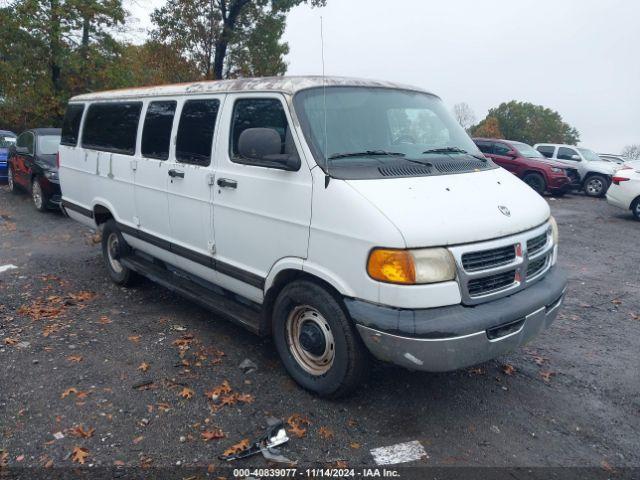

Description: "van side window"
60 104 85 146
175 99 220 166
82 102 142 155
230 98 297 165
557 147 578 161
536 145 554 158
142 101 177 160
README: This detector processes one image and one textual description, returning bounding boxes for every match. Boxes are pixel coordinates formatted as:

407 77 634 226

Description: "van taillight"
612 176 630 185
56 152 60 168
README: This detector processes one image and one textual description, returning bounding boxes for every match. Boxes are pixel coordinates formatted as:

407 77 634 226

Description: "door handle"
217 178 237 189
168 169 185 178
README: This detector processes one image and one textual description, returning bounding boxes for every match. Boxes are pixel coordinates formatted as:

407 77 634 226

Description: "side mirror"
238 128 300 171
570 154 581 161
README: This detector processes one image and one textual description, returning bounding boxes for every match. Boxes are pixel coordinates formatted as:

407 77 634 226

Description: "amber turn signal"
367 249 416 284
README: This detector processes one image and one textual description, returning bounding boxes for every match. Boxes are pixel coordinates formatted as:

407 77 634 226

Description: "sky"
128 0 640 153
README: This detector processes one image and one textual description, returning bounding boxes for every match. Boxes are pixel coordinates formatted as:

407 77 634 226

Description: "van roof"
70 76 434 102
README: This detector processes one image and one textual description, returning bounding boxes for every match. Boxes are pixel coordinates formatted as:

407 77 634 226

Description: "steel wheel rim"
7 168 13 190
586 178 603 195
286 305 335 376
107 233 123 274
32 180 43 209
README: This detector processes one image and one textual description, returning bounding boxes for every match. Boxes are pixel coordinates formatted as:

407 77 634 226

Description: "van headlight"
367 247 456 285
549 216 559 245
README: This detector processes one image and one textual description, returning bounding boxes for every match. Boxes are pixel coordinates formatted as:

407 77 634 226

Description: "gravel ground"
0 185 639 475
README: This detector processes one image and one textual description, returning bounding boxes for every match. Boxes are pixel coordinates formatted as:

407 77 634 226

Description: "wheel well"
93 205 114 226
522 170 545 180
261 269 345 336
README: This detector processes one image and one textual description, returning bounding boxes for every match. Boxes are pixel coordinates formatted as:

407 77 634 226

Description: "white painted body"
60 77 553 312
606 168 640 212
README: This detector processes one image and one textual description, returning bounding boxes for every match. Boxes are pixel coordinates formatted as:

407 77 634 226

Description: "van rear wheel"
101 220 139 286
272 280 368 398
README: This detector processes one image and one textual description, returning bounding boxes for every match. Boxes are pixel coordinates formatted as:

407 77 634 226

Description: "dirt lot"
0 185 639 475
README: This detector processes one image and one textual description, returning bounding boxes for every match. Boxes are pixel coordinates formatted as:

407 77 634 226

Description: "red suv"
473 138 577 196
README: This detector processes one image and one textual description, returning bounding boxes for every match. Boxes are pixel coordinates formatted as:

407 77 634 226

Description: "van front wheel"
272 281 368 398
101 220 138 286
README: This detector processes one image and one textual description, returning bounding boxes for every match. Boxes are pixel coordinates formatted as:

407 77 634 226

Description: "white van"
59 77 567 397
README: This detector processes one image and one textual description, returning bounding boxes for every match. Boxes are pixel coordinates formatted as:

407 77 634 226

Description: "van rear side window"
82 102 142 155
176 99 220 166
61 104 85 146
142 101 176 160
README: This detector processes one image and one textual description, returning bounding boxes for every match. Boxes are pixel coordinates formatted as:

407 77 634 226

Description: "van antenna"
321 15 330 188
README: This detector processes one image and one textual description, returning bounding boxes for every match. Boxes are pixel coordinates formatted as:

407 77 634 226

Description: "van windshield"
294 87 487 179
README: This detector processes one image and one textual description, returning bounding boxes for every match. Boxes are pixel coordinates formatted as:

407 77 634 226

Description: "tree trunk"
49 0 62 93
212 0 250 79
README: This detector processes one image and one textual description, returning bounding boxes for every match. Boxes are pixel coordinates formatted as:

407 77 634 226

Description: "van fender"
91 197 121 226
265 258 356 298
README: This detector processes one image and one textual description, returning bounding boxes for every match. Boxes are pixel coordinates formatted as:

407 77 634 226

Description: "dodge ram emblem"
498 205 511 217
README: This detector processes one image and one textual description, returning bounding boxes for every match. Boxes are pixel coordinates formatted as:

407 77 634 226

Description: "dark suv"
8 128 62 211
473 138 578 195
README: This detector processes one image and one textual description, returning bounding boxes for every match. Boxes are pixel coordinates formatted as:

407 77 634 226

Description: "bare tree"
622 144 640 160
453 102 476 132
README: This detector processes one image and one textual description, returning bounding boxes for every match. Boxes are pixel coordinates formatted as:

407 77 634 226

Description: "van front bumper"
346 266 567 372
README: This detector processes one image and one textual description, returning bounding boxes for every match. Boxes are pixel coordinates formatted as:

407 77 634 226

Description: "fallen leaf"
61 387 78 399
68 291 96 302
531 355 547 366
318 426 334 440
44 458 54 468
132 436 144 445
156 402 171 412
468 367 485 375
335 460 348 468
128 335 141 343
350 442 361 449
205 380 232 399
67 355 83 363
3 337 19 346
236 393 254 404
69 425 95 439
540 371 555 383
502 364 515 376
137 362 150 373
222 439 250 457
70 446 89 464
287 414 311 438
347 418 358 428
98 316 112 325
201 429 225 441
611 299 622 305
179 387 194 399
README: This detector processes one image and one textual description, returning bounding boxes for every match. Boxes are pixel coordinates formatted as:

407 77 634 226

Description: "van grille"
468 270 516 297
461 245 515 272
378 165 433 177
526 256 548 277
449 222 555 305
526 232 548 256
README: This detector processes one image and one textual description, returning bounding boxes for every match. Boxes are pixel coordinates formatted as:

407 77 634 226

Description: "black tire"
272 280 369 398
632 198 640 221
522 173 547 195
101 220 139 286
31 177 49 212
583 174 608 197
7 166 20 194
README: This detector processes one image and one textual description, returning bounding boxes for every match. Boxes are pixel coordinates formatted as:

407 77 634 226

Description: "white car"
534 143 617 197
59 77 567 397
606 163 640 220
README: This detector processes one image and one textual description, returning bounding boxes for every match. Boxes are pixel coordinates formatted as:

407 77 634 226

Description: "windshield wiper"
328 150 406 160
422 147 487 161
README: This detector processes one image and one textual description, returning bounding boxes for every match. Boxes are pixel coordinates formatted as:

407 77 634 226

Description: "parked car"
8 128 62 211
0 130 17 183
599 153 626 165
606 164 640 220
473 138 577 195
59 77 567 397
534 143 616 197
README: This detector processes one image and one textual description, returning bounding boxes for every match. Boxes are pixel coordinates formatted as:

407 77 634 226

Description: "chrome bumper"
357 293 564 372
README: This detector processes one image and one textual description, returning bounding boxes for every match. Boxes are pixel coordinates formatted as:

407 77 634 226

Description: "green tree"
150 0 325 80
471 116 503 139
471 101 579 145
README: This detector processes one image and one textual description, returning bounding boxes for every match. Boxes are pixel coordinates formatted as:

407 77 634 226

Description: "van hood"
346 168 550 248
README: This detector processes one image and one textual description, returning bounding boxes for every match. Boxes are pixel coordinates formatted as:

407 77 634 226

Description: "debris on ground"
238 358 258 374
220 419 290 462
